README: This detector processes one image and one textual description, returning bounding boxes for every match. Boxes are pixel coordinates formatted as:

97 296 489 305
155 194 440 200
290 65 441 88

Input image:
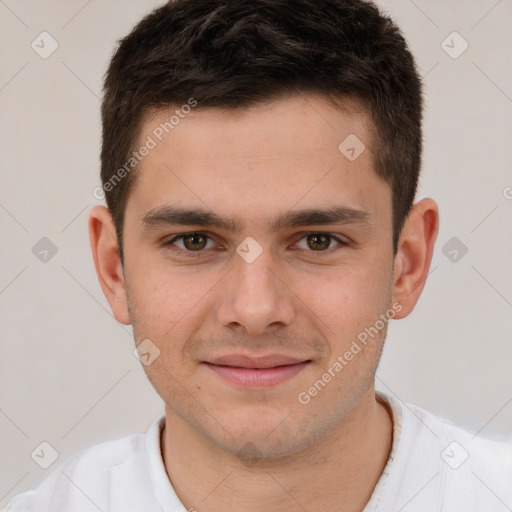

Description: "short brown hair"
101 0 423 261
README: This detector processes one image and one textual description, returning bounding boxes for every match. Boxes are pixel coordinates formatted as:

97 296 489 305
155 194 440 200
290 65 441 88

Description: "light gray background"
1 0 511 506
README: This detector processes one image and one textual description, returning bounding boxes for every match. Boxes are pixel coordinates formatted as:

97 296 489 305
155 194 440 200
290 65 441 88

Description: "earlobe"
391 198 439 319
88 205 131 325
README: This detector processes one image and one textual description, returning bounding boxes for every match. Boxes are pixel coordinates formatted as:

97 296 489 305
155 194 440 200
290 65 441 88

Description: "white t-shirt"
4 393 512 512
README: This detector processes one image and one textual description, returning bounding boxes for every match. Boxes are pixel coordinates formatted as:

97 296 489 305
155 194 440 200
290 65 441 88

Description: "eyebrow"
141 205 370 233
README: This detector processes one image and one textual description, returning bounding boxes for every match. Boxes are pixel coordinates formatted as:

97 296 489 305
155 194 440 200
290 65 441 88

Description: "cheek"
125 258 222 347
291 261 392 338
126 267 214 393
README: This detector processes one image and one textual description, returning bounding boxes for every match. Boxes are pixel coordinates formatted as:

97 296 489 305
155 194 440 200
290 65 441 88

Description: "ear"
391 198 439 319
89 205 131 325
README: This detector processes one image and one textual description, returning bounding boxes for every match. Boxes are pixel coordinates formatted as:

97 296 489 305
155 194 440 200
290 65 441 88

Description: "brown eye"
306 233 331 251
182 233 208 251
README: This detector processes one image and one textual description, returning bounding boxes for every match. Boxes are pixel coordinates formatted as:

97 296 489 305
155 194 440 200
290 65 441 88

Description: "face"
120 95 398 458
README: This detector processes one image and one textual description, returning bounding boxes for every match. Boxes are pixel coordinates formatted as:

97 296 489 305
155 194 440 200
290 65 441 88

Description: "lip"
203 354 311 389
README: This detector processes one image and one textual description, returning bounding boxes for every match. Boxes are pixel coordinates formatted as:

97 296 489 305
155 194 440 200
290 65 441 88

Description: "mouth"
202 354 312 389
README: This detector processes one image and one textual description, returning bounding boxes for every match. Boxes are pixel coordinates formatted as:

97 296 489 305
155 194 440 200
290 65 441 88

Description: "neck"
161 387 393 512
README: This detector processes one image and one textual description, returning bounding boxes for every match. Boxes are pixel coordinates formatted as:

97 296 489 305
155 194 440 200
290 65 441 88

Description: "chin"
206 407 337 463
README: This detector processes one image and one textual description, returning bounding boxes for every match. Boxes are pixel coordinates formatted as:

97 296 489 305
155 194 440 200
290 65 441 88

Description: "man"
5 0 511 511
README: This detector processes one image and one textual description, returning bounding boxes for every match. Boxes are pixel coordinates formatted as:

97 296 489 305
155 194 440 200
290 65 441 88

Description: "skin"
89 94 438 512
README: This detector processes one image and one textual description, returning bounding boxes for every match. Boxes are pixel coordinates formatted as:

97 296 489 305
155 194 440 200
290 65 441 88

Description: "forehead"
125 94 390 226
142 94 371 159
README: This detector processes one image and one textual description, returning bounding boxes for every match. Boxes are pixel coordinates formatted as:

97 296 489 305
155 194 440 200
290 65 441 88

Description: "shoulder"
411 401 511 468
3 424 159 512
405 400 512 510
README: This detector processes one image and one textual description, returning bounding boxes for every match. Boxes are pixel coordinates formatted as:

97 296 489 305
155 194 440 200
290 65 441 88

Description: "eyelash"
162 231 349 257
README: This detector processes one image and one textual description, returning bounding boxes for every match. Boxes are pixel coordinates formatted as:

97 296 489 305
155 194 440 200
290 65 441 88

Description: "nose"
217 249 296 336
